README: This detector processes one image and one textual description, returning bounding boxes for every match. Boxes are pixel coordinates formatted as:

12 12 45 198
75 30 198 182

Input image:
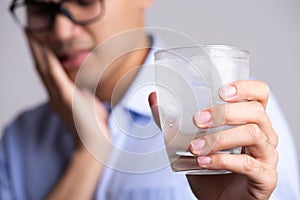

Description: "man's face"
31 0 151 81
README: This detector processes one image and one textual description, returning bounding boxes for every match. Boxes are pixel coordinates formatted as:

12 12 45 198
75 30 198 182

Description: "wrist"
72 145 103 169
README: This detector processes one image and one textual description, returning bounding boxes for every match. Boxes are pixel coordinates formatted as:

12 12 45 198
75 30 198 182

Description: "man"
1 0 299 199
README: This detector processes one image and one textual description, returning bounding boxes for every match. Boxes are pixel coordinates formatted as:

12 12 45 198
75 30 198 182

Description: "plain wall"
1 0 299 171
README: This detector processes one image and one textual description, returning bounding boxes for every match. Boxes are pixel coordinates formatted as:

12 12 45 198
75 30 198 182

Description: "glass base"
185 169 232 175
169 147 241 175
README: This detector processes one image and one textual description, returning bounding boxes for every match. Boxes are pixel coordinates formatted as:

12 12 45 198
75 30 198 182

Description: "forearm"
46 147 104 200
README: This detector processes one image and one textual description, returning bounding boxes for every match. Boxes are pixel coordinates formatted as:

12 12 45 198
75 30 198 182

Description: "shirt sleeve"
267 93 300 200
0 131 14 200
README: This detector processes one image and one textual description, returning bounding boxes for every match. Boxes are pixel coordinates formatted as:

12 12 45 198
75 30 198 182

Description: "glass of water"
154 45 249 174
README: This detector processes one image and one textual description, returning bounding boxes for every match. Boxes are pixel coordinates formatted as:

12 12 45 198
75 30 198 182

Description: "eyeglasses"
9 0 104 32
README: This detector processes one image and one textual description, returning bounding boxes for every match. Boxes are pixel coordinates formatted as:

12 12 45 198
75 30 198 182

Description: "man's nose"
52 14 80 42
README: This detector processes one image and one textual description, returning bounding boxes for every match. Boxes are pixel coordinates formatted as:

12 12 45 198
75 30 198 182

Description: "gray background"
1 0 299 169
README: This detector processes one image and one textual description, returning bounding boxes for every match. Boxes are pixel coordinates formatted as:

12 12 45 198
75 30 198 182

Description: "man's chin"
66 69 94 89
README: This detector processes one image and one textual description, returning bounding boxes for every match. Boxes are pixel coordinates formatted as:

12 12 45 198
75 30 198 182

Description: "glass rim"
154 45 249 60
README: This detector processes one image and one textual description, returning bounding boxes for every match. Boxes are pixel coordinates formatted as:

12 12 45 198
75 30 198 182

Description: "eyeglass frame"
9 0 105 32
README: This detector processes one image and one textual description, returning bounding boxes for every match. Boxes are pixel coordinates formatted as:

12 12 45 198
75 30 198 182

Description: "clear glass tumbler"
154 45 249 174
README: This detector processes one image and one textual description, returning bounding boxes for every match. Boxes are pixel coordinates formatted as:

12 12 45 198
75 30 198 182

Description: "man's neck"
95 33 151 105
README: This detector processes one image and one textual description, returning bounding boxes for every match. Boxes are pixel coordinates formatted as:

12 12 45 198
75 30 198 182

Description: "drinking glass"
154 45 249 174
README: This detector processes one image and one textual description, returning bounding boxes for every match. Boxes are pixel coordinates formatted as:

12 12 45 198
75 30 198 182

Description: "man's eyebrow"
25 0 61 3
25 0 62 4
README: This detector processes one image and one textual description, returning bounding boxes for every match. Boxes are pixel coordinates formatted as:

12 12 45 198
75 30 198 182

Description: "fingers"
26 32 59 101
44 46 74 102
196 153 278 187
193 101 277 148
25 31 47 74
25 31 73 104
193 79 277 149
219 80 270 109
189 79 278 182
190 124 278 165
192 105 278 163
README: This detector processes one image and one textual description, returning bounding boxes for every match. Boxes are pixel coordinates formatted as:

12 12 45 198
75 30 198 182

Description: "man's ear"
138 0 154 10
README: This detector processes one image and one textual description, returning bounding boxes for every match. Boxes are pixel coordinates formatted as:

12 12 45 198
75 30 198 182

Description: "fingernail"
194 111 211 126
219 85 236 100
198 156 211 165
191 139 206 152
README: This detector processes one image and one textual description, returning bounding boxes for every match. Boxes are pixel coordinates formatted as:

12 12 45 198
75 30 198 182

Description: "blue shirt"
1 37 299 200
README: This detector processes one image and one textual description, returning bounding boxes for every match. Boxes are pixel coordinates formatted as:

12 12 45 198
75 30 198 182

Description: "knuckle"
217 155 229 168
246 124 262 143
269 170 278 190
273 132 279 148
236 80 251 96
272 149 279 166
235 79 247 87
262 82 270 97
241 80 251 89
249 101 267 121
213 134 225 152
223 104 232 124
266 129 279 149
250 101 264 112
264 143 279 166
242 155 257 173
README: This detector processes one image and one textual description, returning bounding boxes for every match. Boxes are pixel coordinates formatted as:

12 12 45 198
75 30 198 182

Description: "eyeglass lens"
13 0 102 31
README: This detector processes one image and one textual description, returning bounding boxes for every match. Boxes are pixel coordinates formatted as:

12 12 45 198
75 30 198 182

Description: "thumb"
148 92 161 129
